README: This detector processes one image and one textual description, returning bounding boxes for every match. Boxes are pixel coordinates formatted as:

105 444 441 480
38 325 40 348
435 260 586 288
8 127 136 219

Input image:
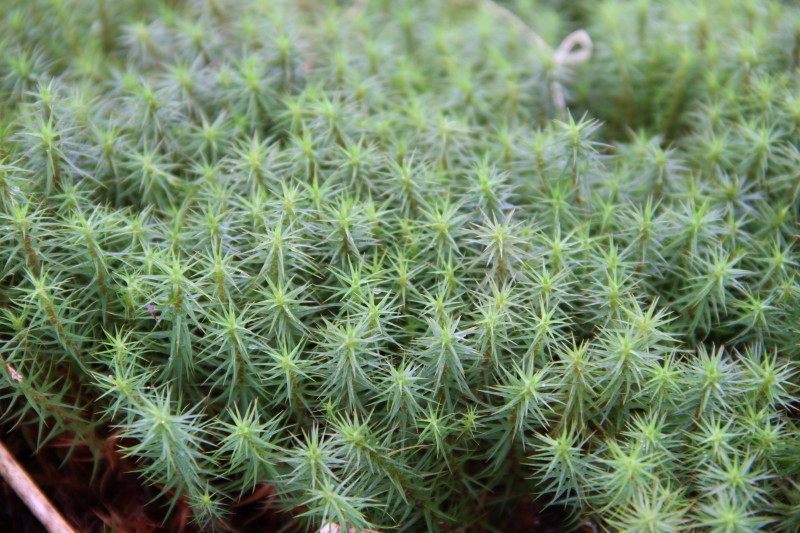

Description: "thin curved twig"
468 0 593 117
346 0 593 117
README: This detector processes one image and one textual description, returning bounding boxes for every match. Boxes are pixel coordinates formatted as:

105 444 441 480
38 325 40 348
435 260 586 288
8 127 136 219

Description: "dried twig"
0 440 77 533
346 0 593 118
476 0 592 116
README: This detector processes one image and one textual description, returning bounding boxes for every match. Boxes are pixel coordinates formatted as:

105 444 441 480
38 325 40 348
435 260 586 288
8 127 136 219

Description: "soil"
0 421 294 532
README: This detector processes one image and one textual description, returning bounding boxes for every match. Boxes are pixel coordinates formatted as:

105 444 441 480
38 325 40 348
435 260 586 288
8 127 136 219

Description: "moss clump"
1 0 799 531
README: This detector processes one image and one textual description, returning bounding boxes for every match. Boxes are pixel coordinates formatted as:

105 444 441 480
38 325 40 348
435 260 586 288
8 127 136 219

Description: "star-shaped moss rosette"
1 0 799 531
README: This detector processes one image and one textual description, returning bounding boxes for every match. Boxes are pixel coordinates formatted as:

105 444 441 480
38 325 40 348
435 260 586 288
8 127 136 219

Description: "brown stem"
0 440 77 533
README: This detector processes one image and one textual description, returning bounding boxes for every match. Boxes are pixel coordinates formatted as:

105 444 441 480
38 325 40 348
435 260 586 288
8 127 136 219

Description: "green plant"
1 0 798 531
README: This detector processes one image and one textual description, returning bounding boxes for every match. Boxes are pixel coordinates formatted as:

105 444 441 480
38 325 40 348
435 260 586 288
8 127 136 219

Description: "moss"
0 0 798 531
